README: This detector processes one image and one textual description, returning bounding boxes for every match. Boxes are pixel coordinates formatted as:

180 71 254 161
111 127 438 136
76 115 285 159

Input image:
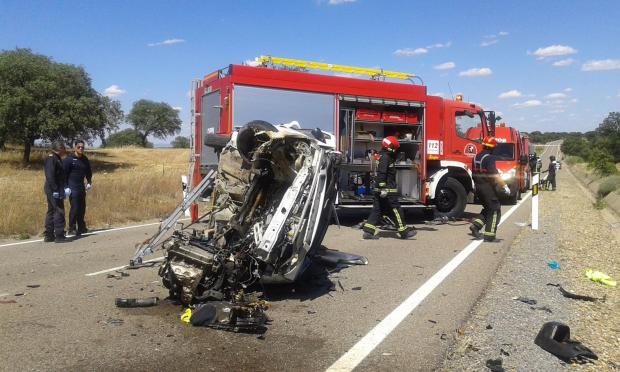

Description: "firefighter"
43 141 70 243
469 136 511 242
63 139 93 236
547 155 557 191
362 136 417 240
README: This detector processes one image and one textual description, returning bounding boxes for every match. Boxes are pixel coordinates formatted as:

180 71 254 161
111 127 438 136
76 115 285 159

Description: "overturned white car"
154 121 341 306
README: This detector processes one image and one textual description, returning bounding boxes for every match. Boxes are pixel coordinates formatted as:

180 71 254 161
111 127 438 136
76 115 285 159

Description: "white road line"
0 219 190 249
326 192 532 372
84 256 165 276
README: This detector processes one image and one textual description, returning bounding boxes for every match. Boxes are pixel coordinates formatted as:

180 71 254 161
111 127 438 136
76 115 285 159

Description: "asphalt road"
0 169 541 371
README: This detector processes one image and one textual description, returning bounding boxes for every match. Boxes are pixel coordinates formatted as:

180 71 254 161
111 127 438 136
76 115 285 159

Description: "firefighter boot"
469 224 483 239
398 227 417 239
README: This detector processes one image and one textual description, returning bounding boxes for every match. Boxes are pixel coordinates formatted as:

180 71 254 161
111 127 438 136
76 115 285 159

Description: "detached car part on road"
154 121 341 305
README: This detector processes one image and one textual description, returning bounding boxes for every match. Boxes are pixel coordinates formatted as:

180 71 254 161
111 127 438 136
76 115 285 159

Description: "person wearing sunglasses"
63 139 93 236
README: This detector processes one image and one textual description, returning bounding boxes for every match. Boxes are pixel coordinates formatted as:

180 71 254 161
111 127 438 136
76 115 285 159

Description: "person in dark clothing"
63 140 92 236
546 155 557 191
362 136 417 240
44 141 69 243
469 136 511 242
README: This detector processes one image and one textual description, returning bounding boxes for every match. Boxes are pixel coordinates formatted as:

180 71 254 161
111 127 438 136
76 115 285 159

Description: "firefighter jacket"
375 149 398 193
472 149 499 185
44 152 65 193
63 154 92 190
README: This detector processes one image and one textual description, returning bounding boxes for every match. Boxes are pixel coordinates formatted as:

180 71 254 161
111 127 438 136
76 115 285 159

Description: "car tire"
434 177 467 219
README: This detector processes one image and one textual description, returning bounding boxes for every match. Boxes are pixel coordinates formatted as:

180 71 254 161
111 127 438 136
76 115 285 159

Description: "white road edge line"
0 219 190 249
85 256 165 276
326 192 532 372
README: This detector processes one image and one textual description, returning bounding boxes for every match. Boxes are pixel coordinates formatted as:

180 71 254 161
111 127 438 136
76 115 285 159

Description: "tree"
97 97 124 147
596 112 620 162
0 48 107 162
126 99 182 147
171 136 190 148
105 129 152 148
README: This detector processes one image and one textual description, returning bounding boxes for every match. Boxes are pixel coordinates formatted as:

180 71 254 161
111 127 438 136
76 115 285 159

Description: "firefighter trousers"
68 188 87 232
44 187 65 238
472 182 501 241
363 194 410 236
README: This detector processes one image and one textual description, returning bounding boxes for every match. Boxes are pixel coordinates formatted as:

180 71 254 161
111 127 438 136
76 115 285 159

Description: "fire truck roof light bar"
340 95 424 107
258 55 419 81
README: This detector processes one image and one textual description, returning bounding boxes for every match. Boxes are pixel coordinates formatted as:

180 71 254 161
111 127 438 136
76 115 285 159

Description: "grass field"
0 146 190 238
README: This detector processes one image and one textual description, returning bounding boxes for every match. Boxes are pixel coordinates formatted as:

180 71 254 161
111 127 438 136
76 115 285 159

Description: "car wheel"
434 177 467 219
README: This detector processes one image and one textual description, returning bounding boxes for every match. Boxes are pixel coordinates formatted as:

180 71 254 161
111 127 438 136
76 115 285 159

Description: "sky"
1 0 619 144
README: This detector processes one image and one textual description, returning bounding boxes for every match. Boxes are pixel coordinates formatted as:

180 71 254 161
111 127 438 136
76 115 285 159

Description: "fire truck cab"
189 57 497 218
491 124 531 204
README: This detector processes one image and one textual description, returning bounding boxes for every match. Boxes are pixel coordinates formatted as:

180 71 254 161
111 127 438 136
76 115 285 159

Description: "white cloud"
513 100 542 108
104 84 126 97
394 47 428 56
546 92 567 100
434 62 456 70
552 58 575 67
432 92 446 97
427 41 452 49
498 90 522 99
459 67 493 77
549 109 565 114
147 38 186 47
328 0 356 4
530 45 577 59
498 31 509 36
564 88 573 92
581 59 620 71
480 39 499 47
571 98 579 103
173 106 182 111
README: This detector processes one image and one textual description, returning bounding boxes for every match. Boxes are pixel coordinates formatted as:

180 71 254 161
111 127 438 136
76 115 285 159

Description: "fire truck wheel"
434 177 467 219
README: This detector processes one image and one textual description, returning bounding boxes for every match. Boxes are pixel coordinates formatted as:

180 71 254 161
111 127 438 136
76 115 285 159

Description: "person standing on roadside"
44 141 70 243
469 136 511 242
63 139 92 236
546 155 557 191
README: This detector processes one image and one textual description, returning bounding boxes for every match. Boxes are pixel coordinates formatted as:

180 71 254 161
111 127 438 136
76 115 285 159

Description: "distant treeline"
523 131 584 144
556 112 619 177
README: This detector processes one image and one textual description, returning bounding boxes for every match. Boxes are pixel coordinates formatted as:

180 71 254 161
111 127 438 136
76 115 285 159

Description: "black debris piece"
534 321 598 364
515 297 537 305
530 305 553 313
14 293 24 297
428 319 437 324
547 283 601 302
440 333 447 340
351 287 362 291
115 297 159 308
338 280 345 292
500 348 510 356
307 310 317 314
314 248 368 267
190 300 269 334
485 358 505 372
486 324 493 330
26 284 40 288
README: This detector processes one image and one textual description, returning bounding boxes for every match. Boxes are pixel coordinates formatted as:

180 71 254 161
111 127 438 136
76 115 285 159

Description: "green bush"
588 149 618 176
565 156 585 165
105 129 152 148
598 175 620 198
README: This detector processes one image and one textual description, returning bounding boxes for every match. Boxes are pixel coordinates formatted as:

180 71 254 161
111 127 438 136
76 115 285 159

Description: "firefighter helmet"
550 155 556 161
382 136 400 152
482 136 497 149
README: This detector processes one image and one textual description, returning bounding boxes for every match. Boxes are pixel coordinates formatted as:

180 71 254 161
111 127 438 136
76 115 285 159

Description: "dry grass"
0 146 190 238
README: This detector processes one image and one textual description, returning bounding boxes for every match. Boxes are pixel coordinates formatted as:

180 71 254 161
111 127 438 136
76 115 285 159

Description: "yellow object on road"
180 308 192 323
585 269 617 287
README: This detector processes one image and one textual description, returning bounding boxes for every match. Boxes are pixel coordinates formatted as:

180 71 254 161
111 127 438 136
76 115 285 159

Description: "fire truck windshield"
233 85 335 133
455 111 485 141
494 143 515 160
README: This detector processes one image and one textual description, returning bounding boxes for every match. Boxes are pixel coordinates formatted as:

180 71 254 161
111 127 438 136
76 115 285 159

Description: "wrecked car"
155 121 341 306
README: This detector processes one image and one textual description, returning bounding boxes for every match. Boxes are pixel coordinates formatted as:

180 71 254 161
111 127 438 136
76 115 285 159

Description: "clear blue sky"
2 0 619 144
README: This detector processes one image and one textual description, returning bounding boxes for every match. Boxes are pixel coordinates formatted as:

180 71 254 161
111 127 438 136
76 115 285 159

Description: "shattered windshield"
233 85 335 133
495 143 515 160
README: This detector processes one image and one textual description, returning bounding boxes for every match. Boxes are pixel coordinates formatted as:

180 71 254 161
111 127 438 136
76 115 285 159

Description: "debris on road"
547 261 560 270
189 298 269 333
107 271 130 280
530 305 553 313
115 297 159 308
0 300 17 304
534 321 598 364
585 269 617 287
26 284 41 288
485 358 505 372
513 296 537 305
106 318 124 326
546 283 602 302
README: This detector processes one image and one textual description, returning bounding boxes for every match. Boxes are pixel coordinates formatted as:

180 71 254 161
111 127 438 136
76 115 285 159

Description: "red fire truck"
188 56 499 218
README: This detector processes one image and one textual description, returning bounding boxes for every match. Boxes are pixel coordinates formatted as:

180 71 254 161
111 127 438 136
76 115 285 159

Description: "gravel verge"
442 160 619 371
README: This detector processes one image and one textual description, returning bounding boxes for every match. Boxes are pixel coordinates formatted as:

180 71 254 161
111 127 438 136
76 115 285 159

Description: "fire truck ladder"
129 168 217 266
257 55 423 83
